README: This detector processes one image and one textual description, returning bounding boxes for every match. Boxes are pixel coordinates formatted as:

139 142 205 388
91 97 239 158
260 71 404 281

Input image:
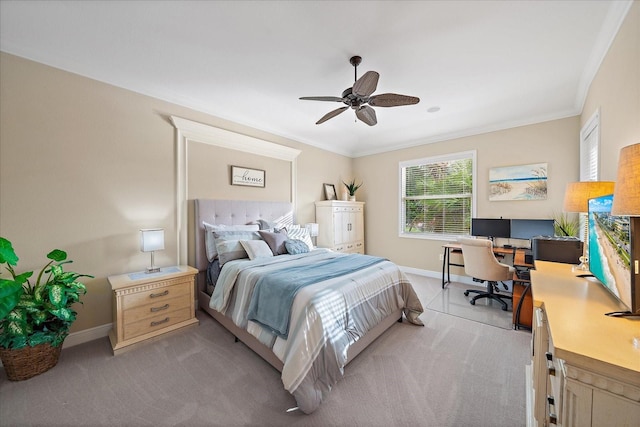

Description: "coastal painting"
588 194 632 309
489 163 547 201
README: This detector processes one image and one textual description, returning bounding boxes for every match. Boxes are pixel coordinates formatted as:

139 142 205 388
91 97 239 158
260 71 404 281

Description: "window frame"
399 150 477 241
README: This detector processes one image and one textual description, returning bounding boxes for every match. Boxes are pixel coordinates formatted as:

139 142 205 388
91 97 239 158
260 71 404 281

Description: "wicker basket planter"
0 342 62 381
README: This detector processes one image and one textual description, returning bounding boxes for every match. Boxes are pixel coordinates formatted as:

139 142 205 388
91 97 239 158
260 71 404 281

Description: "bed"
192 199 424 413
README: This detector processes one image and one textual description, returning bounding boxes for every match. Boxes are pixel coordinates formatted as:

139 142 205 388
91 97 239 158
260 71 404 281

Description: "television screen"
510 219 555 240
588 194 637 313
471 218 510 239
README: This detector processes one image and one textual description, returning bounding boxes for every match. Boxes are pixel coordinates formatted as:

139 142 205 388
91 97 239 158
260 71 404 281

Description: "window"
400 150 476 239
580 109 599 181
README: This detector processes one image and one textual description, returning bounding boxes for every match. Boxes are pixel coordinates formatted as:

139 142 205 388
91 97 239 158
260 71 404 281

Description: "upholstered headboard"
192 199 294 273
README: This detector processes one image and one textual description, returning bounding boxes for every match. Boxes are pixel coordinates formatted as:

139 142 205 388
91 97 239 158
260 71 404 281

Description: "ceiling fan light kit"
300 56 420 126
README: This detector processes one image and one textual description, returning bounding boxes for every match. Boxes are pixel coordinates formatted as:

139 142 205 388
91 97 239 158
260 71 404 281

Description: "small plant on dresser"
0 237 92 380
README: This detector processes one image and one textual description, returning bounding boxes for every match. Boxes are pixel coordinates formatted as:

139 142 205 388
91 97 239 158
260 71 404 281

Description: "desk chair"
459 238 514 311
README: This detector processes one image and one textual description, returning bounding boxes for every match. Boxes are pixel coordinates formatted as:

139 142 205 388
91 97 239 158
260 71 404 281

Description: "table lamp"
305 223 319 246
562 181 615 271
611 143 640 216
140 228 164 273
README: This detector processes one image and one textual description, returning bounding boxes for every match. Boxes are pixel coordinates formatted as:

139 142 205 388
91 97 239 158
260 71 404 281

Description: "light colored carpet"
424 281 514 330
0 275 531 427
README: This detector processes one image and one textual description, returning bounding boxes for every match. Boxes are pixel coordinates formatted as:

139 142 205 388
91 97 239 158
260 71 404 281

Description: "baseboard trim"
63 323 112 349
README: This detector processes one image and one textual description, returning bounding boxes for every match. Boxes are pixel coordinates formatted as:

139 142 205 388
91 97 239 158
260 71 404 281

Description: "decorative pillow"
203 222 259 261
258 229 289 255
284 227 314 251
285 239 310 255
213 230 261 266
240 240 274 260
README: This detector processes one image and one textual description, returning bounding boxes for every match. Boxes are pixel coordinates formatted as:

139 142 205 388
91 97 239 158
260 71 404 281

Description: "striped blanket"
209 249 424 413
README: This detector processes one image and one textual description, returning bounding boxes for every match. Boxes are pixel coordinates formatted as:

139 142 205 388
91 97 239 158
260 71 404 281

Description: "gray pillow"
213 230 261 266
258 230 289 255
285 239 310 255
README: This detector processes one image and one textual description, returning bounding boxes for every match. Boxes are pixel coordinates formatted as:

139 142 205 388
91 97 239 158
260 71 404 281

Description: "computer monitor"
510 219 555 240
471 218 510 239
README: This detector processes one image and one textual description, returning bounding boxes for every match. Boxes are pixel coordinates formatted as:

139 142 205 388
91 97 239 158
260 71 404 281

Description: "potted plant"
343 179 363 201
0 237 92 381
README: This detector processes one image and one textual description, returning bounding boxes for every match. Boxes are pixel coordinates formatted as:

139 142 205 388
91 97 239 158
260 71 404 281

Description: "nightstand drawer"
123 293 191 325
122 280 191 310
123 307 192 341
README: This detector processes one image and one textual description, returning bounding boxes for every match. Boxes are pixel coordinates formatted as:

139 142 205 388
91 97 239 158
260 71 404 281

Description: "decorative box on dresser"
108 265 199 355
529 261 640 427
315 200 365 254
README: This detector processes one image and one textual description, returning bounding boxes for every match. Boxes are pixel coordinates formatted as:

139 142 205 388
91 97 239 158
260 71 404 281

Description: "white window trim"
398 150 477 241
580 109 600 181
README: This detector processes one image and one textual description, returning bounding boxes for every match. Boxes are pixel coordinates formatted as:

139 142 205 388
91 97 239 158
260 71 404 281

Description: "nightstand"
108 265 199 355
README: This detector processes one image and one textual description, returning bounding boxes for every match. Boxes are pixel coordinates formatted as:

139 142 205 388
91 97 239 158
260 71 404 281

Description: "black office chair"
459 238 514 311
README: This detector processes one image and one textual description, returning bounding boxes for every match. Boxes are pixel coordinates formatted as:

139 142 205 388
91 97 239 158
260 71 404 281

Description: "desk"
441 242 534 329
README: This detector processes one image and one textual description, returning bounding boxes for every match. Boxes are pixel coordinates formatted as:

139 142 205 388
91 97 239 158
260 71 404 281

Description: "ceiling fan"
299 56 420 126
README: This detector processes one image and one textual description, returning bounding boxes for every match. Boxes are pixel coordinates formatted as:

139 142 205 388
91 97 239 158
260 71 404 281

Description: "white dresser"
315 200 365 254
529 261 640 427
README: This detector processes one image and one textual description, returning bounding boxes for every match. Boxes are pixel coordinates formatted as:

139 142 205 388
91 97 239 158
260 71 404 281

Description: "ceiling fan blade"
356 105 377 126
352 71 379 97
369 93 420 107
316 106 349 125
300 96 345 102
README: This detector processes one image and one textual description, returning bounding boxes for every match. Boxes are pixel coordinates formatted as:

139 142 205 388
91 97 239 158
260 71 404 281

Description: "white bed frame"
192 199 402 372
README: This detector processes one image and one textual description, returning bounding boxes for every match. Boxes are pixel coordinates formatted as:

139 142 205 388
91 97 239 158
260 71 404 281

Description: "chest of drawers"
108 265 199 355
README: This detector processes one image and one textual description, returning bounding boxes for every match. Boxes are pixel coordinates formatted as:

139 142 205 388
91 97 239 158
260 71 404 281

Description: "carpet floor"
0 274 532 427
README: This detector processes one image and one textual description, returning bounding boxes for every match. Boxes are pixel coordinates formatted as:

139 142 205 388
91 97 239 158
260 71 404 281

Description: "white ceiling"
0 1 632 157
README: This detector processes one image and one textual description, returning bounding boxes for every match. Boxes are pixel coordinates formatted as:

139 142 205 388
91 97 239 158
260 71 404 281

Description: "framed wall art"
489 162 547 201
231 165 265 188
323 183 337 200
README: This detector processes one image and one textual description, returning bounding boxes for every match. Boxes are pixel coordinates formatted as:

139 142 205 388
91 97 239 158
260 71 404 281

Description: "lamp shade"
563 181 615 213
611 143 640 216
140 229 165 252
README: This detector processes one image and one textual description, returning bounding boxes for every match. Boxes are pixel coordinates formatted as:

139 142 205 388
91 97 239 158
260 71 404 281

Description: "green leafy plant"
0 237 92 350
553 212 580 237
343 179 363 197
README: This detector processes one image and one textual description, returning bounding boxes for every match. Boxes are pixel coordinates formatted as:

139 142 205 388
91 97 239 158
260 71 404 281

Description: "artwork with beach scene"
588 194 632 310
489 163 547 201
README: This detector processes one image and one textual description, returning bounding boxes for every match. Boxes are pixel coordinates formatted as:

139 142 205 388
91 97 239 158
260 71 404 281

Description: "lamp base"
145 266 161 274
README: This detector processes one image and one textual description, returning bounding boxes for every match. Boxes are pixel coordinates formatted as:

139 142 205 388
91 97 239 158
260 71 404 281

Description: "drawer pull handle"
547 395 557 424
151 304 169 313
150 290 169 298
545 351 555 376
151 317 170 327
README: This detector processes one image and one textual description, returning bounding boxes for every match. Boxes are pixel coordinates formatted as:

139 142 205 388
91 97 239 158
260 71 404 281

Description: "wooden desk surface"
531 261 640 383
443 242 532 267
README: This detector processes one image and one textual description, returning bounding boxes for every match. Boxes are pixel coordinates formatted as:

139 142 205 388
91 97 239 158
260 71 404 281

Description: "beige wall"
354 117 580 272
0 52 352 333
354 2 639 274
582 1 639 182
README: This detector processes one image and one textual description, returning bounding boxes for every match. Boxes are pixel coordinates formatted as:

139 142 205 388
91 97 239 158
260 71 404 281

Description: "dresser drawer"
122 280 191 310
123 307 192 341
123 293 191 325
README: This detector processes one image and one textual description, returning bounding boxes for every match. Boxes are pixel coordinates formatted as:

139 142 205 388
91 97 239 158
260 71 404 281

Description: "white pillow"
203 221 259 262
285 227 314 251
240 240 274 260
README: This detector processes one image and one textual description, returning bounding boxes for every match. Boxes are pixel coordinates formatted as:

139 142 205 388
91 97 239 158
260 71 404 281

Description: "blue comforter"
247 254 385 338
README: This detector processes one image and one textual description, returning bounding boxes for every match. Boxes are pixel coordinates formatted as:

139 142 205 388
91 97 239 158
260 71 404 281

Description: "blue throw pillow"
285 239 310 255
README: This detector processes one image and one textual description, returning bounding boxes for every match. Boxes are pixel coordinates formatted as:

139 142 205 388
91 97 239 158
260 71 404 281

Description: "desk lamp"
562 181 615 271
140 228 164 273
